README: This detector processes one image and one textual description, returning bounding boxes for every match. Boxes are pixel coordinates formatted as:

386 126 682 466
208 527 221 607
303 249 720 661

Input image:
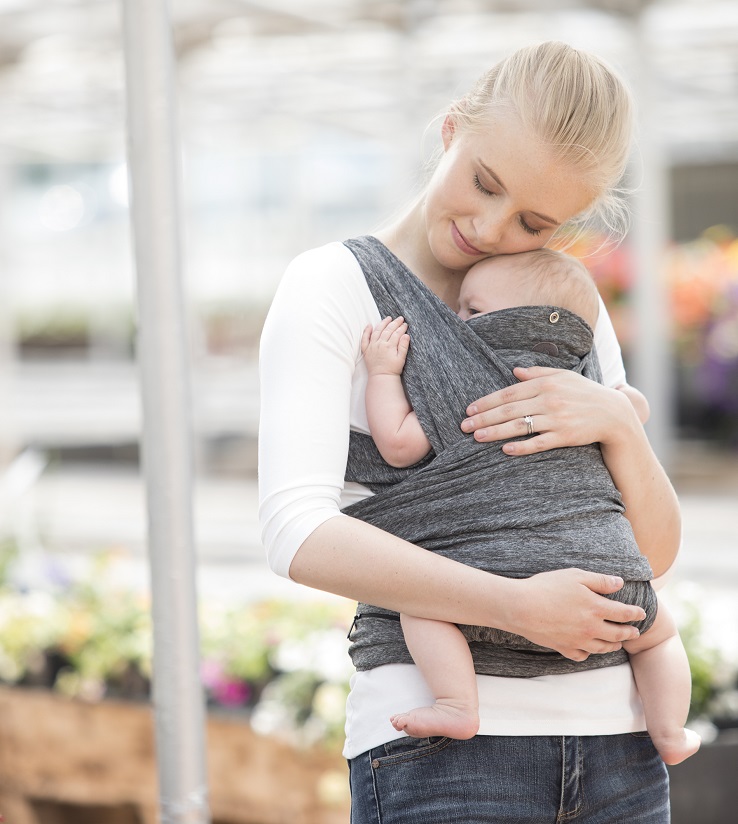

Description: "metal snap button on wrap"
549 311 560 323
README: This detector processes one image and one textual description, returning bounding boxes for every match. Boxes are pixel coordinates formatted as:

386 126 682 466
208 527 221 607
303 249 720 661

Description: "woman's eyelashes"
473 174 543 237
473 172 495 196
519 218 542 236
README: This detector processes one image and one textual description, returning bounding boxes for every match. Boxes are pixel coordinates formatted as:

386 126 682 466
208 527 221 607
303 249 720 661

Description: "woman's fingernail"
467 405 478 415
475 429 487 440
461 419 473 432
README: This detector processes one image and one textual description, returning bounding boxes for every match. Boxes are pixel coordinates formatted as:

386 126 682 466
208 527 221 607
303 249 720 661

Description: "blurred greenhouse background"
0 0 737 769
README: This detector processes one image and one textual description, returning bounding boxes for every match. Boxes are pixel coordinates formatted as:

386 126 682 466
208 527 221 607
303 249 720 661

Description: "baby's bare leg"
391 614 480 739
624 597 700 765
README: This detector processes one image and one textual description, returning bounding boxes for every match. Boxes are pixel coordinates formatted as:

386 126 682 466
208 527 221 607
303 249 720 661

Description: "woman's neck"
374 201 465 310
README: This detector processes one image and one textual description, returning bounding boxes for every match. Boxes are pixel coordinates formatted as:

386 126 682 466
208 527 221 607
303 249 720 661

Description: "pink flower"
200 659 251 707
212 678 251 708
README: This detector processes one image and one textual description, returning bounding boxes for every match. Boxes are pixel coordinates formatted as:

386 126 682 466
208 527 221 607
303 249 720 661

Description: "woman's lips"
451 222 484 256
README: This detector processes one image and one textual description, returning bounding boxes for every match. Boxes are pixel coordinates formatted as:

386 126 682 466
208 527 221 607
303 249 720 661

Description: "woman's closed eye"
473 173 496 196
519 218 542 237
474 173 543 237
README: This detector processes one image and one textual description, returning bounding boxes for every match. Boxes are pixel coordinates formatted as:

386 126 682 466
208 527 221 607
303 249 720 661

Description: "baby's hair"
448 41 634 241
501 248 600 329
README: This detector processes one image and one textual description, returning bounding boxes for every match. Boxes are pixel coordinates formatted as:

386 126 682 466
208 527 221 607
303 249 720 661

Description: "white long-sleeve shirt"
258 240 645 759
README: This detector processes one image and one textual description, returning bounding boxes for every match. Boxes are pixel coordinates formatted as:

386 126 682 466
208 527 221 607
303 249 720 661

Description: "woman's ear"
441 115 456 150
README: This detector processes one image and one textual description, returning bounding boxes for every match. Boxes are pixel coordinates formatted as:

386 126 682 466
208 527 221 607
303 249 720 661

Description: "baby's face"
457 259 523 320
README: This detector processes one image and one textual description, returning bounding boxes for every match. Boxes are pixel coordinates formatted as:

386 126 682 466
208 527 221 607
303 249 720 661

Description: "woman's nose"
473 210 505 247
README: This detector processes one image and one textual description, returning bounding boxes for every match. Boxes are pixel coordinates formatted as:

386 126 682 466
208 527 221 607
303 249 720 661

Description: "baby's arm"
362 316 432 468
616 383 650 424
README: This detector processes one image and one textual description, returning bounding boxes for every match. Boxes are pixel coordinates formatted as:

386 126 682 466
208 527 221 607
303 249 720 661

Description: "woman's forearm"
291 516 513 623
600 394 681 577
289 515 646 661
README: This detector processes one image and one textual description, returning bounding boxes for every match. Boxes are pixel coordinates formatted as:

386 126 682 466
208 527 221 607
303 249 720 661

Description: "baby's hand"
361 316 411 377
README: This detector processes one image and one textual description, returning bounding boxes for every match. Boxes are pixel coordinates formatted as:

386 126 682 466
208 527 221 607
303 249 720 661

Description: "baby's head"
457 248 599 329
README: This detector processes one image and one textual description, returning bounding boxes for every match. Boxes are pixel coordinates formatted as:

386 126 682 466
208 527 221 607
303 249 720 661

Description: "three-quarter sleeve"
258 242 377 578
593 294 627 389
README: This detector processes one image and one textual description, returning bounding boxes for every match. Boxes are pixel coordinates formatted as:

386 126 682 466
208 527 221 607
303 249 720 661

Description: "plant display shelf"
0 686 349 824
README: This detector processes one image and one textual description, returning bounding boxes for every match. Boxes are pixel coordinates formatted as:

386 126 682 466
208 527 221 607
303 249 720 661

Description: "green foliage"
3 552 736 750
669 587 738 722
0 538 18 588
0 556 354 750
676 598 734 721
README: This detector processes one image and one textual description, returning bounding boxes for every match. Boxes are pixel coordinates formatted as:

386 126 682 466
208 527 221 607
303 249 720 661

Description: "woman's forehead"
463 115 596 217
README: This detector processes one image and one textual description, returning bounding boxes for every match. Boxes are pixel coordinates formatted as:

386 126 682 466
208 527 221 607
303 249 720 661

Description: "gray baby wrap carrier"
343 235 656 678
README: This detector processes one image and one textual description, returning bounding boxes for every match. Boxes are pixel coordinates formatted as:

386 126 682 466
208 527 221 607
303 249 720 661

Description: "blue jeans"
349 733 669 823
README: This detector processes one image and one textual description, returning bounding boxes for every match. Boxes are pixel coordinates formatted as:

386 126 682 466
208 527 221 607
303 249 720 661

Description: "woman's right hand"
291 520 646 664
504 568 645 661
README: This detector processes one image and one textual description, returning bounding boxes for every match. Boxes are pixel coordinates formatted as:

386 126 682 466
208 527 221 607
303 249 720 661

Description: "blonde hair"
448 41 634 240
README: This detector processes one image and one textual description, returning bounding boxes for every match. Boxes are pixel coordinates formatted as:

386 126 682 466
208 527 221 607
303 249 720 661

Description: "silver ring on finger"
523 415 535 436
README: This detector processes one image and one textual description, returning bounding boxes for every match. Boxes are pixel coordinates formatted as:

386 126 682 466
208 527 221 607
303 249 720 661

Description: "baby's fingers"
398 333 410 359
360 324 373 354
380 316 406 340
373 317 394 336
387 322 409 344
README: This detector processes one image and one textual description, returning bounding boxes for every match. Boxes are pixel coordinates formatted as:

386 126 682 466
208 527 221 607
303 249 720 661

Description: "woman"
259 42 681 822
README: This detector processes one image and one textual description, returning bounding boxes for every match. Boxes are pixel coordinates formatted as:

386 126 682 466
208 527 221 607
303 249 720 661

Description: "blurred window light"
38 184 85 231
109 164 129 208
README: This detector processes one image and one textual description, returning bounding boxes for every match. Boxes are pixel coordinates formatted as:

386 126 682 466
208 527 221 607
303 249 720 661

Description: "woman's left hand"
461 365 681 577
460 365 636 456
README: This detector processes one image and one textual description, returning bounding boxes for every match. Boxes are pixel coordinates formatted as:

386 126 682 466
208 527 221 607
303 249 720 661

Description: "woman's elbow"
263 540 296 580
268 513 348 586
648 518 682 578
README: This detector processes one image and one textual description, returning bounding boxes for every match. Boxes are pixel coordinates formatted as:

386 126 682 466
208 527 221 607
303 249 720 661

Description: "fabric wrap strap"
342 235 655 677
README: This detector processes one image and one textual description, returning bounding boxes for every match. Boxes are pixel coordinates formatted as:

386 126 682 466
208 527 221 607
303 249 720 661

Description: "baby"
361 248 700 765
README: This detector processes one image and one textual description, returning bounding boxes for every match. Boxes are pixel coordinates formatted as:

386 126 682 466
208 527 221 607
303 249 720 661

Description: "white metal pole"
120 2 210 822
0 159 18 473
628 11 675 471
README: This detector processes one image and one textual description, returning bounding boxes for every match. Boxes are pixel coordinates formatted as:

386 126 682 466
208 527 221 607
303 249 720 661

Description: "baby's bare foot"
652 728 701 765
390 700 479 740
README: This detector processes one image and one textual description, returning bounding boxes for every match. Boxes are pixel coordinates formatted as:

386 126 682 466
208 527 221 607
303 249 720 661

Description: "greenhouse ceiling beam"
121 1 210 822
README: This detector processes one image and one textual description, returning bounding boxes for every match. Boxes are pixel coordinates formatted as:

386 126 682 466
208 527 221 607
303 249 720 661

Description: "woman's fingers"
512 569 644 660
462 410 544 444
465 366 557 413
461 398 554 451
462 372 546 437
460 366 624 450
465 379 540 420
